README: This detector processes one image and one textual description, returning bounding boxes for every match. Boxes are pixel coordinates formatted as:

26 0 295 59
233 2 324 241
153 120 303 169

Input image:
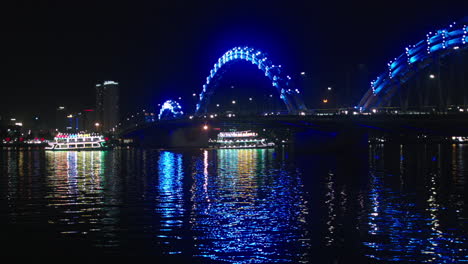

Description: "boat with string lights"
45 132 110 151
209 130 275 149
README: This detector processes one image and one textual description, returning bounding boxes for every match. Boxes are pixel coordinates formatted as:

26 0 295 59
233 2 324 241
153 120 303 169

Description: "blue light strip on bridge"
359 21 468 110
158 100 184 120
195 46 307 115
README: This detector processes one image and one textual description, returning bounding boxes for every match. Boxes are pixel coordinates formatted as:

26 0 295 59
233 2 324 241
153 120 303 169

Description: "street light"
327 87 332 91
323 99 328 103
429 74 435 79
232 100 236 104
300 72 305 75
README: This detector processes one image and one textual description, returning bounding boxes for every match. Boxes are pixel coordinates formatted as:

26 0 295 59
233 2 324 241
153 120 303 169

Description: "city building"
96 81 119 132
66 113 79 132
80 109 97 132
55 106 67 131
62 109 98 133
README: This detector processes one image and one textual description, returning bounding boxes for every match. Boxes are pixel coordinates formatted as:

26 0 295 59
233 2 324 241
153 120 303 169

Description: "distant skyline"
2 1 468 125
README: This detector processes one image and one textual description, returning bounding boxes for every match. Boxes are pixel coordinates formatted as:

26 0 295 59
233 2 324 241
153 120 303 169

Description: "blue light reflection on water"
1 145 468 262
155 151 185 254
190 149 311 263
361 144 468 263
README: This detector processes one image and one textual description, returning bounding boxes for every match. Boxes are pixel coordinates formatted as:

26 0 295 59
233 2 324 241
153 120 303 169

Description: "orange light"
203 125 209 130
323 99 328 103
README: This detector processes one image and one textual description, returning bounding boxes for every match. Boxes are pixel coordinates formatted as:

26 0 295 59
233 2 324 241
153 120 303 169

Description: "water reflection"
155 151 185 254
324 171 349 247
2 145 468 261
362 144 468 262
44 151 122 249
190 149 310 263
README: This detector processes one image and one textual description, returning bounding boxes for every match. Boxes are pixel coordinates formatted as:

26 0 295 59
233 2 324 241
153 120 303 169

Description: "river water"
0 144 467 262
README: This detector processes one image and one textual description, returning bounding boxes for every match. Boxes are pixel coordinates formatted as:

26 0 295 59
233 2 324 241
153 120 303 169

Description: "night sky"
2 1 468 126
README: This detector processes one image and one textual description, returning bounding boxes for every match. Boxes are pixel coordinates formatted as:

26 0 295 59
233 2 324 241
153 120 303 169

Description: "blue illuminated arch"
358 21 468 110
158 100 184 120
195 46 308 115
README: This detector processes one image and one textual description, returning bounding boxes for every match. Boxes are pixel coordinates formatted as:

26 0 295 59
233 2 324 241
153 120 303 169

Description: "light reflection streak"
362 144 468 262
6 151 19 202
324 172 336 246
190 149 310 263
203 150 208 199
44 151 121 247
156 151 185 254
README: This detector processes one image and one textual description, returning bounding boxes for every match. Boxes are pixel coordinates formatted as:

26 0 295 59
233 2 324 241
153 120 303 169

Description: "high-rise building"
66 113 79 132
96 81 119 132
80 109 96 132
55 106 67 131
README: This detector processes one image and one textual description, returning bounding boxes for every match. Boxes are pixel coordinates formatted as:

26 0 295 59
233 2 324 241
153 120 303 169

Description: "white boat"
209 130 275 149
45 132 109 151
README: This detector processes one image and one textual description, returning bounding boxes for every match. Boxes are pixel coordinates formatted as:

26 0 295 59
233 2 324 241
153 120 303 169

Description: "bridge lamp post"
248 98 256 116
326 87 333 108
232 100 236 113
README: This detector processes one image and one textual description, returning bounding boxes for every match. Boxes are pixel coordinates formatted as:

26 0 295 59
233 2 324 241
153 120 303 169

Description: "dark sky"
2 0 468 125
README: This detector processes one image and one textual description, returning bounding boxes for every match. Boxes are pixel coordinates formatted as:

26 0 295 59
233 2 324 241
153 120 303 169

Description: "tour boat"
45 132 109 151
209 130 275 149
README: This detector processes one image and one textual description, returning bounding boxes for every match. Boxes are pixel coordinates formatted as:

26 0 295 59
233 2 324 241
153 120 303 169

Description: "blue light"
156 151 185 253
158 100 184 120
190 149 311 263
359 22 468 109
194 46 307 115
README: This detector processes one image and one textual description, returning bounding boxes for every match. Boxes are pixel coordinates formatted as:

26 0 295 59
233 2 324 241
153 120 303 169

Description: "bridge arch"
195 46 308 115
358 21 468 110
158 100 184 120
